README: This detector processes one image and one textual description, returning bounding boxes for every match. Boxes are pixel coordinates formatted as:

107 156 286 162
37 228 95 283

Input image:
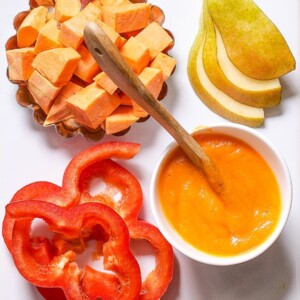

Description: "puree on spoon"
157 132 281 257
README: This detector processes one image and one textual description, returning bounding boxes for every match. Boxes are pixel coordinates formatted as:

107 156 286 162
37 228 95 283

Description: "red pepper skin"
72 158 174 299
78 159 143 223
62 142 141 207
128 220 174 300
2 181 62 251
7 200 142 300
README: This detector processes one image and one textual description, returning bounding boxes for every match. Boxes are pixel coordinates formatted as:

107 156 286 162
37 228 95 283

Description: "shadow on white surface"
163 237 294 300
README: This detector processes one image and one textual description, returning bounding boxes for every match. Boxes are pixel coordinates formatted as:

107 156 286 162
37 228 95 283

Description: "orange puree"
158 133 281 256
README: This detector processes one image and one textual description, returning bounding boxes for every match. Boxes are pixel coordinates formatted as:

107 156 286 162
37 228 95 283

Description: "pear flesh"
188 19 264 128
202 3 282 108
206 0 295 80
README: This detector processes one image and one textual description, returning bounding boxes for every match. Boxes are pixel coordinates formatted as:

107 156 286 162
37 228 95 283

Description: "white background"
1 0 300 299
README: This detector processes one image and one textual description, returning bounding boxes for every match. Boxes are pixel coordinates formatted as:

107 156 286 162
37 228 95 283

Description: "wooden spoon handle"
84 22 224 193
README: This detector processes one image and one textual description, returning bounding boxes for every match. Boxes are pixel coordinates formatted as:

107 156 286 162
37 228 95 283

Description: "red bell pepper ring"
7 200 142 300
77 159 143 223
2 181 62 251
68 156 174 299
61 142 141 207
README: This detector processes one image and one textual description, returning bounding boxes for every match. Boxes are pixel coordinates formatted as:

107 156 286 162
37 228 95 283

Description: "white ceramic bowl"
150 123 292 266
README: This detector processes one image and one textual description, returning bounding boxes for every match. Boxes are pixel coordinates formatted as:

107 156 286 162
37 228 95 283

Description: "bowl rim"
150 123 293 266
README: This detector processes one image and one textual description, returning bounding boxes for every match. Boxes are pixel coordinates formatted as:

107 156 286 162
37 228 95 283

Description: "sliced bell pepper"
7 200 142 300
2 181 62 251
61 141 141 207
77 159 143 223
69 156 174 299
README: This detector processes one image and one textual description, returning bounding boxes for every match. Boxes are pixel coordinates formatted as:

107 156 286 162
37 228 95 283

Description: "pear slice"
188 16 264 127
202 3 281 108
206 0 295 80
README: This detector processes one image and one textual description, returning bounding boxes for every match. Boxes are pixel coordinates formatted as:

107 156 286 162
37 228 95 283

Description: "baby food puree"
158 132 281 256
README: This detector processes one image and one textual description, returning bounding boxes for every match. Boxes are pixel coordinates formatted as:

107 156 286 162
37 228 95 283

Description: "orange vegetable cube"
30 0 55 6
34 20 63 54
135 22 173 60
67 82 121 129
54 0 81 22
44 81 82 125
120 37 150 74
93 72 118 95
74 44 101 83
104 105 139 135
132 67 164 117
32 48 81 86
150 52 176 80
59 3 102 49
96 20 125 49
28 70 62 114
6 48 36 81
102 3 151 33
17 6 48 48
119 92 133 106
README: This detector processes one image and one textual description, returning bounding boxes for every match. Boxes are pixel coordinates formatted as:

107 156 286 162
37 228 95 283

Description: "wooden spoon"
84 22 224 194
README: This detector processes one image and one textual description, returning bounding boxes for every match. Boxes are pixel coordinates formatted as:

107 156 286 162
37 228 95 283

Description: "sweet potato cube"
34 20 62 54
32 48 81 86
95 20 125 49
6 48 36 81
102 3 151 33
67 82 121 129
104 105 139 135
150 52 176 81
59 3 102 49
28 70 62 114
100 0 131 5
135 22 173 60
17 6 48 48
93 72 118 95
120 37 150 74
74 44 101 83
30 0 55 6
118 92 132 106
54 0 81 22
132 67 164 117
44 81 82 125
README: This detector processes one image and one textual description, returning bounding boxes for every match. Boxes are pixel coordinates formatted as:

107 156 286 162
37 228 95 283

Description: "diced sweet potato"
28 70 62 113
17 6 48 48
102 3 151 33
74 44 101 83
104 105 139 135
44 81 82 125
6 48 36 81
34 20 62 54
30 0 55 7
120 37 150 74
59 3 102 49
93 72 118 95
132 67 164 117
32 48 81 86
67 82 121 129
100 0 131 5
135 22 173 60
95 20 125 49
119 92 133 106
54 0 81 22
150 52 176 80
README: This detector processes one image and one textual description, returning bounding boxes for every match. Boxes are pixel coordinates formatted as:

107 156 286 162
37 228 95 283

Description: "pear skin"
188 14 264 127
202 1 282 108
206 0 295 80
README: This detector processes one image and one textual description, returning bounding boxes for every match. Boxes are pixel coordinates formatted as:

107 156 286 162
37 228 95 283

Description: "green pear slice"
202 3 281 108
188 16 264 127
206 0 295 80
